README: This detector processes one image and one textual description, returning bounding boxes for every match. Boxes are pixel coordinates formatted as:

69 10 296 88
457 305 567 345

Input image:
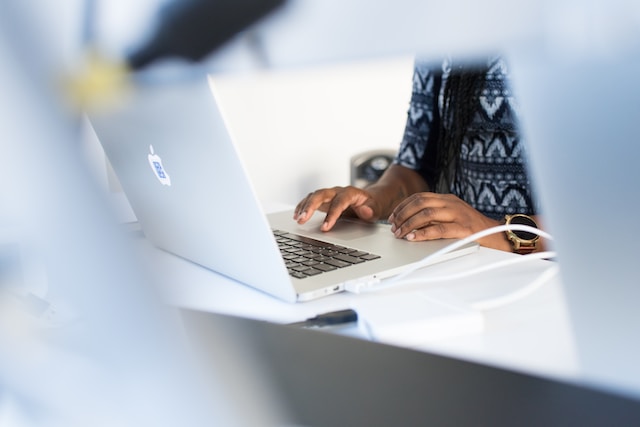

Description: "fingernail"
388 213 394 222
390 224 396 232
394 228 401 237
406 232 415 241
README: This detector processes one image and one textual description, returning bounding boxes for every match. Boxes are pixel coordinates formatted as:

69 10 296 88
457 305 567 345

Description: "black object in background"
286 309 358 328
351 149 396 188
128 0 286 70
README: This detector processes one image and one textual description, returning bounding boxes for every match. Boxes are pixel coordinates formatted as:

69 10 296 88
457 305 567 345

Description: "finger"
294 193 320 222
392 206 443 239
389 193 419 218
389 192 446 225
404 222 466 242
294 189 336 224
392 200 455 239
320 188 366 231
352 204 375 221
294 194 312 219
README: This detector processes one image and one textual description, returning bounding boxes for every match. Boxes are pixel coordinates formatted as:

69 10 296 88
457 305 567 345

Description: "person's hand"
388 192 511 251
294 186 382 232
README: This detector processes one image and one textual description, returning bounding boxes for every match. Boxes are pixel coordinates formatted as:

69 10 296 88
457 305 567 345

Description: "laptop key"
289 270 308 279
313 263 338 272
332 253 365 264
324 258 351 268
303 268 323 276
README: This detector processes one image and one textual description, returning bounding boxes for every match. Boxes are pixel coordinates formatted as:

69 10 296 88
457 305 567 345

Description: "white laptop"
88 75 476 303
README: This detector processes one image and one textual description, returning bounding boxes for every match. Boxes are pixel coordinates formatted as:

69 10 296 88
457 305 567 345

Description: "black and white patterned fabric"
395 56 538 220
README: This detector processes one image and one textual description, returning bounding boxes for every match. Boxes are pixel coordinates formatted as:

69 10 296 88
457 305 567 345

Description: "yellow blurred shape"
64 51 131 112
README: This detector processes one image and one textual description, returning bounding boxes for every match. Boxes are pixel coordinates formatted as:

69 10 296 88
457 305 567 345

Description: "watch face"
509 215 538 241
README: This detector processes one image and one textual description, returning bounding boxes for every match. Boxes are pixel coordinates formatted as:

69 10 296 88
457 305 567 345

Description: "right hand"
293 186 382 231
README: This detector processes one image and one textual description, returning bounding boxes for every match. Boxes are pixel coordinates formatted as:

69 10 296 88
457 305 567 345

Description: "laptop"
180 309 640 427
88 75 477 303
510 50 640 396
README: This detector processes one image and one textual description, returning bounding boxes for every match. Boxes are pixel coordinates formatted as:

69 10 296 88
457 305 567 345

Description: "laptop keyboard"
272 229 381 279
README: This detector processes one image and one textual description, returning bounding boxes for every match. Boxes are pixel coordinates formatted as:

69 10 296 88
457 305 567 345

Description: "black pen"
286 309 358 328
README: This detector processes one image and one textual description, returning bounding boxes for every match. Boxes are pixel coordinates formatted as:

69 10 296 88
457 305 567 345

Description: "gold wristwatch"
504 214 540 255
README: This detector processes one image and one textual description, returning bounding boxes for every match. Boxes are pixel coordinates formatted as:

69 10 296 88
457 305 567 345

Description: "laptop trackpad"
322 218 387 241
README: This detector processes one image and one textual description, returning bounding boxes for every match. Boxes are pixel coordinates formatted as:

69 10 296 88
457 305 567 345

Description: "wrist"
477 218 513 251
364 183 404 219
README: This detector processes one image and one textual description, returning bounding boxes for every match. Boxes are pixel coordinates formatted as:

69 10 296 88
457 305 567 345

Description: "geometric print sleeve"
393 58 443 190
393 56 539 219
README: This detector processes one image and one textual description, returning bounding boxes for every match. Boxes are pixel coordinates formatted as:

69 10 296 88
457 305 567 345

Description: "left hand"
388 192 511 251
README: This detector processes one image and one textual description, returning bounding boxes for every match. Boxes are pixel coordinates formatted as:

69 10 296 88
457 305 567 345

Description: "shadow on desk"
182 309 640 427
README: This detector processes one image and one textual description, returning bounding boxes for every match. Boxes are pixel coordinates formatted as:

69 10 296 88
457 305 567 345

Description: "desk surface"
131 227 579 384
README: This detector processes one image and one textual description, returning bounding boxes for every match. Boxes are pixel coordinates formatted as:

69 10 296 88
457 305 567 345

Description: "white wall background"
211 55 414 207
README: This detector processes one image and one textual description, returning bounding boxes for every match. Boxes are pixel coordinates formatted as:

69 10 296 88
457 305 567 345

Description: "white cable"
359 250 556 293
388 224 553 285
470 264 560 311
345 224 558 317
345 224 553 294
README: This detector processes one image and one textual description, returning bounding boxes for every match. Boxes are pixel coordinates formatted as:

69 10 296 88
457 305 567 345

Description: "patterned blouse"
394 56 538 220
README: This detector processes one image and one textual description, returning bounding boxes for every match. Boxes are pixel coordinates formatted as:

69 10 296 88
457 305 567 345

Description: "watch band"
510 239 537 255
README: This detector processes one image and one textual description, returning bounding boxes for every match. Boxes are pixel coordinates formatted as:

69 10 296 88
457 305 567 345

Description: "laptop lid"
182 309 640 427
511 48 640 397
88 74 476 303
90 76 297 301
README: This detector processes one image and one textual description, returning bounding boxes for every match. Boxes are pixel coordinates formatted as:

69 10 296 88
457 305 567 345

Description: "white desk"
131 224 579 385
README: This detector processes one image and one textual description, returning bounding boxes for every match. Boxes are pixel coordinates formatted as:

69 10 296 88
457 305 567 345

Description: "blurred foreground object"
0 3 288 425
127 0 287 70
66 0 285 110
64 50 130 110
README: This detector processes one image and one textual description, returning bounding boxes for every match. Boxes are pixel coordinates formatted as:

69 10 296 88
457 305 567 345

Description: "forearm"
364 164 429 218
